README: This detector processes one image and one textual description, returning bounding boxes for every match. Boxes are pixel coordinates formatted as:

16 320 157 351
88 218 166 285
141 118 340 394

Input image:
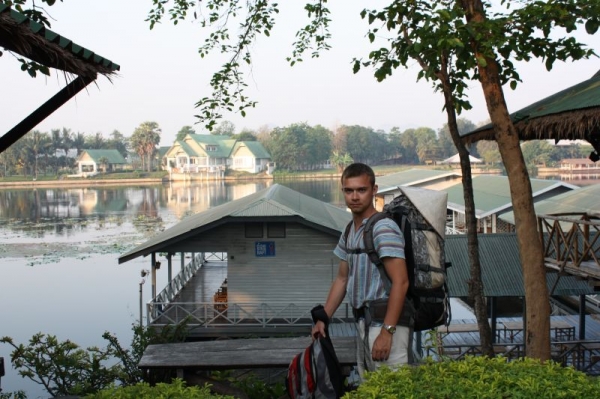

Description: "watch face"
386 325 396 334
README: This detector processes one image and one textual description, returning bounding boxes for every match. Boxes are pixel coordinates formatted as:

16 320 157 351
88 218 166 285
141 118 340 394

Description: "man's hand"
372 329 393 361
311 320 327 340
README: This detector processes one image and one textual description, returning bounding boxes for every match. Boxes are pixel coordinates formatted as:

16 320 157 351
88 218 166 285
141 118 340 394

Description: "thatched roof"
0 5 120 154
0 4 119 78
461 70 600 145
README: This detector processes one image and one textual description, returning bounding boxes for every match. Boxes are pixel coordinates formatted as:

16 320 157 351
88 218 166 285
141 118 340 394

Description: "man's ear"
373 184 378 195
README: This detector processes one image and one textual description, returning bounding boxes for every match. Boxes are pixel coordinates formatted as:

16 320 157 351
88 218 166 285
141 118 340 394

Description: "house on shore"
74 149 126 177
163 134 272 180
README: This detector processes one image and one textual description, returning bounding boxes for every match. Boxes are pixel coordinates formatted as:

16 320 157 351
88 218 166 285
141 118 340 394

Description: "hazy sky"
2 0 600 146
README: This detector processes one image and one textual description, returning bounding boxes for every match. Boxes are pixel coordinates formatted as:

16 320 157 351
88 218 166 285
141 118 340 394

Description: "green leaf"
585 19 599 34
476 55 487 67
510 80 517 90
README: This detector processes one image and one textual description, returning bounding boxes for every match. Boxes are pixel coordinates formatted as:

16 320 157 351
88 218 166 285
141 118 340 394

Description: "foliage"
0 391 27 399
0 333 122 397
177 125 196 141
211 371 286 399
102 322 190 386
0 321 190 397
345 356 600 399
85 378 234 399
0 0 63 77
130 122 162 173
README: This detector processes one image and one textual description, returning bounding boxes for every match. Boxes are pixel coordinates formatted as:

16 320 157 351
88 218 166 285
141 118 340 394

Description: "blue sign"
255 241 275 257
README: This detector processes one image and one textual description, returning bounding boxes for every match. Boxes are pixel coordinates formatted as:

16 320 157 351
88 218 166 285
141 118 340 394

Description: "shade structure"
460 70 600 161
440 153 482 164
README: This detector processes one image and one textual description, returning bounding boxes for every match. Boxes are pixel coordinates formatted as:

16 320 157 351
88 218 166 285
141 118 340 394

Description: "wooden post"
151 252 157 300
579 294 586 340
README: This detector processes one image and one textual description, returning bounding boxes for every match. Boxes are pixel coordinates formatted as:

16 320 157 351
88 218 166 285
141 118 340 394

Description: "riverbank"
0 165 505 188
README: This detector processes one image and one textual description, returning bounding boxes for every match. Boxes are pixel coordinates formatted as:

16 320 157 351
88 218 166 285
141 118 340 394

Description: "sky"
1 0 600 147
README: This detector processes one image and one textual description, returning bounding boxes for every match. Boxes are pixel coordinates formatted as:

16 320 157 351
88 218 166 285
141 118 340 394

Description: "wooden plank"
139 336 356 370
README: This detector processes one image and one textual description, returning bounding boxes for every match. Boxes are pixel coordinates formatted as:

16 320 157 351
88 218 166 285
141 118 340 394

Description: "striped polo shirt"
334 215 405 309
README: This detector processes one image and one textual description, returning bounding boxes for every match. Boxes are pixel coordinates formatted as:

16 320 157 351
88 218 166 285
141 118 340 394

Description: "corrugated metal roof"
175 140 198 157
376 169 461 193
446 233 595 297
233 141 271 159
500 183 600 224
188 134 236 158
119 184 352 263
444 175 579 217
79 149 126 164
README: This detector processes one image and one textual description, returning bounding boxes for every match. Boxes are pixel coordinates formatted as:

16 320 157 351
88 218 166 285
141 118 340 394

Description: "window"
206 145 218 152
267 222 286 238
245 222 263 238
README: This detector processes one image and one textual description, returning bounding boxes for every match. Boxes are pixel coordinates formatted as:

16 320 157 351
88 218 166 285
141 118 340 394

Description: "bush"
344 356 600 399
85 379 234 399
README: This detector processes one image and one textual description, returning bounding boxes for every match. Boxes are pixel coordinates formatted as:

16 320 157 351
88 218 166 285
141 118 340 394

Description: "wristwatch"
383 324 397 334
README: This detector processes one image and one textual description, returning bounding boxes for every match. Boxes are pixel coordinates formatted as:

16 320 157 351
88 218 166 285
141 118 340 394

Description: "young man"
311 163 412 376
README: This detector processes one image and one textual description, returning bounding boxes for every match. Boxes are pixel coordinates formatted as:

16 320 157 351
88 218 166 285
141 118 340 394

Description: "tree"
176 125 195 141
130 122 161 172
108 130 128 158
72 132 86 155
438 118 477 159
61 128 74 169
476 140 501 165
148 0 600 360
233 128 258 141
212 120 236 137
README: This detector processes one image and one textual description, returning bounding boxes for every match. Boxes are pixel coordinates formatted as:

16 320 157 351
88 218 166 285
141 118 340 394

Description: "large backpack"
343 186 451 332
286 305 345 399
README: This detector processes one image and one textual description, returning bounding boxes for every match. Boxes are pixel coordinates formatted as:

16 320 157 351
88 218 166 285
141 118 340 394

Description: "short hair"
341 163 376 186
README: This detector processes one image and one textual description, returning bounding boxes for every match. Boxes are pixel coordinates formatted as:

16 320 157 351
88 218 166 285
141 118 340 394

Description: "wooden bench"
139 336 357 380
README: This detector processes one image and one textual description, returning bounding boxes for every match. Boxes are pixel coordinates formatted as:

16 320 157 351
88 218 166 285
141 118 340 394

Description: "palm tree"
72 132 85 156
131 122 161 172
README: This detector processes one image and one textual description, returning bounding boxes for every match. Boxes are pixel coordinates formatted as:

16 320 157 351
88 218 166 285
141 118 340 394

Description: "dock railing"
538 213 600 281
148 301 352 328
149 253 204 322
424 340 600 376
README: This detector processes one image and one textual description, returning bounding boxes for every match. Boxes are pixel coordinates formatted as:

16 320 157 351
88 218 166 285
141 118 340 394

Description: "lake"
0 178 475 398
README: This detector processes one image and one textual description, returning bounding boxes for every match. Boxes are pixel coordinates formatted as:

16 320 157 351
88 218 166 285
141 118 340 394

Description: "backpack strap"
342 212 394 291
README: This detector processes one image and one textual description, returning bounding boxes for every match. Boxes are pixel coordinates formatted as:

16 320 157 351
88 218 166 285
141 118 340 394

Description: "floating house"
119 184 352 337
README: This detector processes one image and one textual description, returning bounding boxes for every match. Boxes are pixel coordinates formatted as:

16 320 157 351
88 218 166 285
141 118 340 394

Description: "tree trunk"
461 0 551 360
438 57 494 356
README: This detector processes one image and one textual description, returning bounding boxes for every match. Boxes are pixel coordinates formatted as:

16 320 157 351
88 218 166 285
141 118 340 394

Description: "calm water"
0 178 476 397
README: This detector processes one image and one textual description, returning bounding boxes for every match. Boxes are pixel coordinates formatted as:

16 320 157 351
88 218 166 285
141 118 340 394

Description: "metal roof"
78 149 126 164
443 175 579 218
232 141 271 159
376 169 462 193
185 134 236 158
445 233 595 297
500 183 600 224
118 184 352 264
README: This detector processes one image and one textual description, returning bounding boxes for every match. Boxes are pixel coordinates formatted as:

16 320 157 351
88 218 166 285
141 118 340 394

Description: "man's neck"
352 208 378 229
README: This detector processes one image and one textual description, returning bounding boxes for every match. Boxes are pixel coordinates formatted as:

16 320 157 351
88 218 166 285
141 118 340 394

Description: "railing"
538 213 600 280
150 253 204 322
424 340 600 376
204 252 227 261
148 301 352 328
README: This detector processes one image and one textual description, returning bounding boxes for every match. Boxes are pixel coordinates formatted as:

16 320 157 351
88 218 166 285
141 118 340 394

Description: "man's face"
341 174 377 216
